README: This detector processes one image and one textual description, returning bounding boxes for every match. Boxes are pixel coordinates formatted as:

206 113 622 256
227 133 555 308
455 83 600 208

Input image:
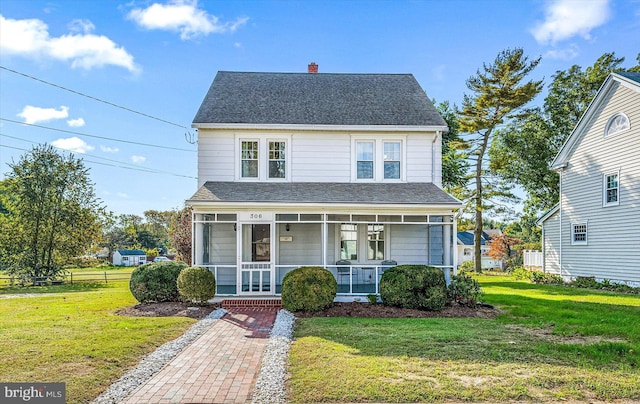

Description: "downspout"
558 165 565 277
432 132 440 184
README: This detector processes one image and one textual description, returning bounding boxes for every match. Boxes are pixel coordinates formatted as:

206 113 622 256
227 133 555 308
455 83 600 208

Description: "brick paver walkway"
122 308 278 404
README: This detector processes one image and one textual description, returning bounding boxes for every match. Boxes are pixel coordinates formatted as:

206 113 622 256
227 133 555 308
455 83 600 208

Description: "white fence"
523 250 543 268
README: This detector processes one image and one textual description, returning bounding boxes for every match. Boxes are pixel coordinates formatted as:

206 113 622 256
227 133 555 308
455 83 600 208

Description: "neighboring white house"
113 249 147 267
186 64 462 297
456 230 502 270
538 72 640 286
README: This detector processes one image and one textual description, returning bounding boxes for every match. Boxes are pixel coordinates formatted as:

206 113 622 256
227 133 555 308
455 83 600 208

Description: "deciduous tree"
0 145 105 282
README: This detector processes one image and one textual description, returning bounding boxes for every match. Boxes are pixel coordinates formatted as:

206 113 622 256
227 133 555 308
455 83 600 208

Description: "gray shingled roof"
187 182 461 206
616 71 640 84
193 71 447 127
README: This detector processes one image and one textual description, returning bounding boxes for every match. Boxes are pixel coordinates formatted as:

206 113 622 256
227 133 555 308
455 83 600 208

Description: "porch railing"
200 264 453 296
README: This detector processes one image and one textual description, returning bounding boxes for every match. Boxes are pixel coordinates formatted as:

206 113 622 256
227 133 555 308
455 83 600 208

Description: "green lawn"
0 267 195 404
289 275 640 403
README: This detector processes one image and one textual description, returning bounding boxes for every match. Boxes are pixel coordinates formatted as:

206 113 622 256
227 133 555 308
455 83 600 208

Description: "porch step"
221 298 282 310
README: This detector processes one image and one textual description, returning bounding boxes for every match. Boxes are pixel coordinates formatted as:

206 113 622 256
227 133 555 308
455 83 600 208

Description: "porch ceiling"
187 181 461 207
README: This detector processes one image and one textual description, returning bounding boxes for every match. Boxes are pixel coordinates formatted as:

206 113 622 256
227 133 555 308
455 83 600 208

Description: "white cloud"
51 137 94 154
127 0 248 40
17 105 68 124
131 155 146 163
544 46 580 60
0 14 140 72
67 117 85 127
116 192 129 198
531 0 611 45
100 145 119 153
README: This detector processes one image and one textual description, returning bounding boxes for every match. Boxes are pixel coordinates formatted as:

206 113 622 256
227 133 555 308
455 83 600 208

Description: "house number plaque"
238 212 273 221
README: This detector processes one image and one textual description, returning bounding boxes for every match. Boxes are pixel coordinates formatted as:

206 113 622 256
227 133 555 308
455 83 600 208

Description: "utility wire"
0 118 195 152
0 143 196 179
0 65 189 130
0 133 196 179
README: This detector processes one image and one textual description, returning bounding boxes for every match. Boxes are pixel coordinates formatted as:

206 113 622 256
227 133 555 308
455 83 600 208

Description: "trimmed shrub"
571 276 600 289
281 266 337 312
177 266 216 304
447 274 483 307
511 266 532 281
379 265 447 311
530 271 564 285
129 261 187 303
458 260 476 275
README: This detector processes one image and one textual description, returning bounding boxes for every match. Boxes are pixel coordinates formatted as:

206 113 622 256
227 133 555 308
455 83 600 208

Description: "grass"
0 266 195 404
289 275 640 403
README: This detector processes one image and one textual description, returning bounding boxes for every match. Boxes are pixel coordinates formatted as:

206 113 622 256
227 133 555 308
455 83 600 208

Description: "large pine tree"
458 48 543 273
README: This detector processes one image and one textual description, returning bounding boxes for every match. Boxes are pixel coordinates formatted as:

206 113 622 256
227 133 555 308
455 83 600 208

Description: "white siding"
197 132 235 186
277 223 322 265
558 82 640 284
197 129 441 184
389 224 428 263
291 134 351 182
542 210 561 275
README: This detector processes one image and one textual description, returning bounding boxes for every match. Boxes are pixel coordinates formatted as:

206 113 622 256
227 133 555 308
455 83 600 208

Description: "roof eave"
192 123 449 133
185 200 462 210
551 73 640 168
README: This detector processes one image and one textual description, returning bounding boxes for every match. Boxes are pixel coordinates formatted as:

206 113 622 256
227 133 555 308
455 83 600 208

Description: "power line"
0 65 190 130
0 143 196 179
0 118 195 152
0 133 196 179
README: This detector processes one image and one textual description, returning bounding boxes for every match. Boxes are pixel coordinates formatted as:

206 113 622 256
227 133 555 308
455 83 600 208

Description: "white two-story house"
538 72 640 286
187 64 462 297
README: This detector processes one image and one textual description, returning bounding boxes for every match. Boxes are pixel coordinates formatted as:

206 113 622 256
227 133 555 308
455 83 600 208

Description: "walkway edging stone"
92 308 227 404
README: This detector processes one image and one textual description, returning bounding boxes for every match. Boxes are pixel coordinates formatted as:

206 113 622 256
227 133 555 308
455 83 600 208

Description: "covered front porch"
192 210 458 297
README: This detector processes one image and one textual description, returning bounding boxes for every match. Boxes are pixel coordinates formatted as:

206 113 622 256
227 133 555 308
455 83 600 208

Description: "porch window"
340 224 358 260
241 141 258 178
367 224 384 260
251 224 270 261
268 141 286 179
356 141 374 179
383 142 401 179
603 172 619 206
571 223 587 245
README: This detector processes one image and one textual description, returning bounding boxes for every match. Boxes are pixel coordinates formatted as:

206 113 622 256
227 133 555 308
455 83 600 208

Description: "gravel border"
92 308 227 404
252 309 296 404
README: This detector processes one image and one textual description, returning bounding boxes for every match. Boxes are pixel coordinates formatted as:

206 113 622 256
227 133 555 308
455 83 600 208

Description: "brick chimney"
308 62 318 74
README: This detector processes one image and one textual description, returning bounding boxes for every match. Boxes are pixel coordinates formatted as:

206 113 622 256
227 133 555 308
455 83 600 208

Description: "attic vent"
308 62 318 74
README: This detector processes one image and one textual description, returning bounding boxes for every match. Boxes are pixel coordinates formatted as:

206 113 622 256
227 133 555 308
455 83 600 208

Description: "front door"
238 223 273 294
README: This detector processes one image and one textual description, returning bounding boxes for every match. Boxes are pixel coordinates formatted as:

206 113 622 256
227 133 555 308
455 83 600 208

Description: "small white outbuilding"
113 249 147 266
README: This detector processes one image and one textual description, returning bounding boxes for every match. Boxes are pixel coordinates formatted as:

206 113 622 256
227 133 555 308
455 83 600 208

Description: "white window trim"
335 223 389 263
603 170 620 207
236 135 291 181
351 136 406 182
604 112 630 137
571 222 588 246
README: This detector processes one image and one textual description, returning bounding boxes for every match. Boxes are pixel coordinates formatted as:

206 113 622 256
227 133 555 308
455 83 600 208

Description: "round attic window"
605 113 630 137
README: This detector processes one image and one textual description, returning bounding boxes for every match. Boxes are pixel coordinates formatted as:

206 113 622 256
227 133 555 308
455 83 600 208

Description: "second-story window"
241 141 258 178
356 141 374 179
269 141 286 179
383 141 401 179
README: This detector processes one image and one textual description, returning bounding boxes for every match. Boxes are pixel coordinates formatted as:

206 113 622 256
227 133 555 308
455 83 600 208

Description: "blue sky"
1 0 639 216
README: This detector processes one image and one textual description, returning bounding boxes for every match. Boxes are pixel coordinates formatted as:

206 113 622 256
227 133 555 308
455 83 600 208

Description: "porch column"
443 223 451 268
194 217 204 266
322 216 327 268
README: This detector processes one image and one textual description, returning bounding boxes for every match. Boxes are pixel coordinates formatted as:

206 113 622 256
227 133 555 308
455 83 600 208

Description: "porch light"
233 223 237 231
285 224 290 231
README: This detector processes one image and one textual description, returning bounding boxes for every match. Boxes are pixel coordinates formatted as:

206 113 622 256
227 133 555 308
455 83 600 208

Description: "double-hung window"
269 141 286 179
239 138 288 180
367 224 385 260
571 223 588 245
340 224 358 260
241 141 259 178
603 171 619 206
383 141 401 179
356 141 374 179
